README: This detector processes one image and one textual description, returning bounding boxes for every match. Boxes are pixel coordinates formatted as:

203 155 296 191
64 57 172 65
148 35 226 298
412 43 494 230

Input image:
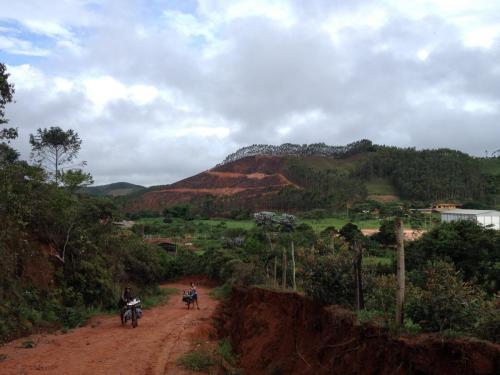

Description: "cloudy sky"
1 0 499 186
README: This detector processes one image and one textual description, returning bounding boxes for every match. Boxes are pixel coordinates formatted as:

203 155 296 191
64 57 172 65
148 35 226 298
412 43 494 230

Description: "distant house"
441 209 500 230
432 203 459 212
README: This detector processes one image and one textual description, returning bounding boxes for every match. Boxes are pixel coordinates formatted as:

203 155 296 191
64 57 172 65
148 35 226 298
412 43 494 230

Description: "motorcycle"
122 298 143 328
182 290 194 309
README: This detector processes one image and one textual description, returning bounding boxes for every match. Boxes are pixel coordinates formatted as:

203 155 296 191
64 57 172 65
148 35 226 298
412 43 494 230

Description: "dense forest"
357 146 499 205
222 146 499 215
222 139 374 164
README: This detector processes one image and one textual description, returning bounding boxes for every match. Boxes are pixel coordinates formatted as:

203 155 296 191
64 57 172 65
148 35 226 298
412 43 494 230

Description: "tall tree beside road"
30 127 82 183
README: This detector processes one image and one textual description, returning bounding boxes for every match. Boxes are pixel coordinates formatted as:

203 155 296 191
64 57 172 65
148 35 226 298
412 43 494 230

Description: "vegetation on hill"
82 182 146 197
122 141 499 217
221 139 374 164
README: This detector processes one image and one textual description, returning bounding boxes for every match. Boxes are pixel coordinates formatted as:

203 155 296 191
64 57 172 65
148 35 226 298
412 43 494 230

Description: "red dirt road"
0 282 218 375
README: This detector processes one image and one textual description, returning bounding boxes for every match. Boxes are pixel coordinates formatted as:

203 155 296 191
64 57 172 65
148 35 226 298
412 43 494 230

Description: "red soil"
215 287 500 375
0 280 219 375
126 155 298 212
361 229 426 241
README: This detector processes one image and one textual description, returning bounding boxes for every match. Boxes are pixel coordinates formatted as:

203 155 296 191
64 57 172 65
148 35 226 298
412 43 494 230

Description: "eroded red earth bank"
215 287 500 375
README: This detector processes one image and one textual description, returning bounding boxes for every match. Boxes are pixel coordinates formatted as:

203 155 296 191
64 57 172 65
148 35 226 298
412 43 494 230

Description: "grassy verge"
177 348 215 373
363 256 392 266
217 338 238 367
176 339 240 374
209 283 232 301
302 217 382 232
141 287 178 309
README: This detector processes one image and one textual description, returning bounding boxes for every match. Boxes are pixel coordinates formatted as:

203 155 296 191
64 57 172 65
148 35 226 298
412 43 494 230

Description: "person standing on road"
190 282 200 310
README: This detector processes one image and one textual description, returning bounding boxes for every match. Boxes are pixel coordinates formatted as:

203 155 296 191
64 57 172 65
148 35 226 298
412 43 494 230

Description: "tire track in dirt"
0 281 218 375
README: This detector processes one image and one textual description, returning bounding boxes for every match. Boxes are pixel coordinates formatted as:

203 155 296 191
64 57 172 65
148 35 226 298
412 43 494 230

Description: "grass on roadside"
209 283 232 301
218 338 237 367
141 287 178 309
177 348 215 373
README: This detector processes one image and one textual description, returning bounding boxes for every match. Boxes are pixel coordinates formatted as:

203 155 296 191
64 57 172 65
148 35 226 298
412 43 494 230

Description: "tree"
0 63 17 162
0 63 15 126
340 223 366 309
60 169 94 192
406 220 500 293
29 127 82 183
372 219 396 246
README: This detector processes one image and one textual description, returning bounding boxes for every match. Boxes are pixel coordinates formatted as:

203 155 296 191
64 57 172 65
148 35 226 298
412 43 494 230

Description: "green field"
302 217 382 232
193 219 255 230
137 216 384 233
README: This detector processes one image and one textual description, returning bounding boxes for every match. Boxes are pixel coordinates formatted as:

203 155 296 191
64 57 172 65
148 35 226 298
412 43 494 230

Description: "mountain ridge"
120 141 500 216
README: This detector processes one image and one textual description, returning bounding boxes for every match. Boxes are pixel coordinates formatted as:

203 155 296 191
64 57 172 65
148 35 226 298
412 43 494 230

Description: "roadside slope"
0 281 218 375
216 287 500 375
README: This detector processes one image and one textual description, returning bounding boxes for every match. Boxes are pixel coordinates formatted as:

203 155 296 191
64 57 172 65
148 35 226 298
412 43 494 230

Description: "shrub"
405 260 487 333
210 283 233 301
474 298 500 343
365 274 397 325
303 250 356 307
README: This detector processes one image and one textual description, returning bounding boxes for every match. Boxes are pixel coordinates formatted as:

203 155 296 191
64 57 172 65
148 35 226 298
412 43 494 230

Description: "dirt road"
0 282 218 375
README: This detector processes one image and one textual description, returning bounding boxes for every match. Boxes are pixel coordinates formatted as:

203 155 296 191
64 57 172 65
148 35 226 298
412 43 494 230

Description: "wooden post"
291 241 296 291
273 256 277 288
395 217 405 327
353 240 364 310
331 233 335 255
267 232 274 287
282 248 287 289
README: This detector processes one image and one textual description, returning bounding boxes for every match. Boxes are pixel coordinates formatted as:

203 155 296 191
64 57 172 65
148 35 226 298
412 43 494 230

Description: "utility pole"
291 241 296 291
395 217 405 327
282 247 287 290
273 256 277 288
353 240 364 310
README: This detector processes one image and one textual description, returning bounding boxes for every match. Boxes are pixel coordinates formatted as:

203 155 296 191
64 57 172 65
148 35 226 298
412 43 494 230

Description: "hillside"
125 155 302 214
82 182 146 197
123 141 500 216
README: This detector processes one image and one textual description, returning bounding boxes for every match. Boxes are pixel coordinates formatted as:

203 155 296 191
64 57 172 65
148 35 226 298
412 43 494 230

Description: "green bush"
473 299 500 342
210 283 233 301
303 250 357 307
405 260 487 333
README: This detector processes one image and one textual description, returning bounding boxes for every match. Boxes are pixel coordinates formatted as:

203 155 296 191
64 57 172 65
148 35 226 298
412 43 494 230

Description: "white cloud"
0 35 50 56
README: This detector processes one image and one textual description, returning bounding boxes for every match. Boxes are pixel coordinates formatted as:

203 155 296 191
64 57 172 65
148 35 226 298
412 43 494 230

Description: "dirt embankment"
215 287 500 375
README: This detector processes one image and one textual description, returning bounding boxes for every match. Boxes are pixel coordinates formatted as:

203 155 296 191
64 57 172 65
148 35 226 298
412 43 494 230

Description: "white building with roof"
441 209 500 230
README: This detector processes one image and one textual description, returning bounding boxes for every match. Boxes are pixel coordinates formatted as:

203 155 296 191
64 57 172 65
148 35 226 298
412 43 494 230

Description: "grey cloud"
3 0 500 186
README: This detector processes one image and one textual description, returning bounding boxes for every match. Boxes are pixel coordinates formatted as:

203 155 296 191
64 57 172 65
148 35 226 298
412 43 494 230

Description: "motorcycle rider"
119 287 133 324
189 282 200 310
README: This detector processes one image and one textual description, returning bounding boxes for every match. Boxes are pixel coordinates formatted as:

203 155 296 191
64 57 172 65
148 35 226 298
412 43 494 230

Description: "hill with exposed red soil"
125 155 301 213
215 287 500 375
